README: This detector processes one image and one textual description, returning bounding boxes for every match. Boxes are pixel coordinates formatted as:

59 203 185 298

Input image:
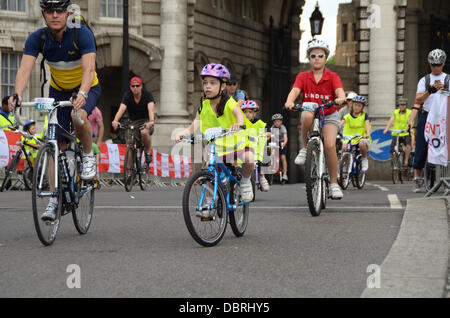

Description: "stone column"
367 0 397 129
404 9 420 107
155 0 191 152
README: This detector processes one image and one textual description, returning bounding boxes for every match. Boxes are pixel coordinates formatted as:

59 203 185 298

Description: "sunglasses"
310 54 325 59
431 63 444 67
43 8 66 14
131 85 141 88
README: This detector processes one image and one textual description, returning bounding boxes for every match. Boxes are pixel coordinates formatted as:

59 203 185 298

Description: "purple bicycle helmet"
352 95 367 105
200 63 231 82
241 100 259 111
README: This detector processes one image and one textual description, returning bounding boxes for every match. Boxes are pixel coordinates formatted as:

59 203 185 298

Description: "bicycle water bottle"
220 172 230 194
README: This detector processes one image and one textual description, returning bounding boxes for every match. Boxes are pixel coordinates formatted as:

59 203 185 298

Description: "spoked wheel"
32 144 62 246
182 170 227 247
397 152 405 184
123 147 137 192
424 162 439 193
72 159 95 235
138 151 150 191
321 178 328 210
391 153 401 184
305 139 323 217
229 180 249 237
1 151 21 192
23 166 33 190
353 157 366 189
338 153 351 190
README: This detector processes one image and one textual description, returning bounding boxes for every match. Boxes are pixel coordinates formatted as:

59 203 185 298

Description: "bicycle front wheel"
23 166 33 190
123 146 137 192
32 144 62 246
72 158 95 235
138 150 149 191
229 180 249 237
182 170 227 247
338 153 351 190
353 157 366 189
391 153 400 184
305 139 323 217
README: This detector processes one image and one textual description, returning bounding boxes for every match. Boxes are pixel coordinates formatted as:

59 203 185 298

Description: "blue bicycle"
338 135 367 190
181 128 250 247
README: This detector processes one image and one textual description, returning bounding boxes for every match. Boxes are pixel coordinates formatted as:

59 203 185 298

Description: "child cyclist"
383 96 412 168
17 120 40 167
241 100 271 192
284 39 346 199
340 95 371 171
271 114 288 183
175 63 255 202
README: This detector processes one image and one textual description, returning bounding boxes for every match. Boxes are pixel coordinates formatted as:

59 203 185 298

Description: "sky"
299 0 352 62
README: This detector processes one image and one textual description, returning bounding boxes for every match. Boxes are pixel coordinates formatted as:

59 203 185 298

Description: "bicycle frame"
343 136 365 176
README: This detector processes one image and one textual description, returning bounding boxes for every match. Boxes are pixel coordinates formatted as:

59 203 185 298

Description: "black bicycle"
1 133 42 192
15 97 96 246
120 120 151 192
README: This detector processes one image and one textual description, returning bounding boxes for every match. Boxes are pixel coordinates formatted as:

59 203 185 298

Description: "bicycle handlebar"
290 100 347 112
14 99 84 126
181 126 247 144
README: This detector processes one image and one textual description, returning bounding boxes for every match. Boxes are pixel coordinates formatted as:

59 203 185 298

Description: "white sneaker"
282 174 288 181
294 148 307 165
82 154 97 180
259 176 270 192
41 200 58 222
330 183 343 200
361 157 369 171
240 182 254 203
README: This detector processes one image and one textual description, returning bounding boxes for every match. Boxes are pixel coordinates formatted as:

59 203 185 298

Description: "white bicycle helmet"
428 49 447 64
306 39 330 58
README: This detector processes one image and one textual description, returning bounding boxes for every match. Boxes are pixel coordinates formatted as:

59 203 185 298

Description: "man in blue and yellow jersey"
9 0 100 221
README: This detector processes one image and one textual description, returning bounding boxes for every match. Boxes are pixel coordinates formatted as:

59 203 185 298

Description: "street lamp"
310 1 324 38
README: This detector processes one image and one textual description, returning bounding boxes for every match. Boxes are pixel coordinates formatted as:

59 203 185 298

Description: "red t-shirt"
293 68 343 116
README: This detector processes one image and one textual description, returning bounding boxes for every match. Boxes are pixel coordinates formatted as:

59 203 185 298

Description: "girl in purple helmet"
176 63 255 202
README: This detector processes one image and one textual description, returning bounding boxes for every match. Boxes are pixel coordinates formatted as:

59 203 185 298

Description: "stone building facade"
335 2 358 68
0 0 304 155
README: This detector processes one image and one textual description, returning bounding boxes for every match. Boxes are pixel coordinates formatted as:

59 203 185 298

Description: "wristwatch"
79 91 89 100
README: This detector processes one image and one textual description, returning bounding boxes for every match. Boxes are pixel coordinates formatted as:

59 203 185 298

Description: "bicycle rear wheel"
23 166 33 190
182 170 227 247
123 146 137 192
32 144 62 246
338 153 351 190
229 180 249 237
1 150 21 192
305 139 323 217
72 157 95 235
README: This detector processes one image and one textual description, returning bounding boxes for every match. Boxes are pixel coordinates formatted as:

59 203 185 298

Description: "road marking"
372 184 389 191
387 194 402 209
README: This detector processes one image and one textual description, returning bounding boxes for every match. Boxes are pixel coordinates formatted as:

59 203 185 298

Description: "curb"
361 196 450 298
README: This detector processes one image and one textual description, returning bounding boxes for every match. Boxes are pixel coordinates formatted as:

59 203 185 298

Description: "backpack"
425 74 450 92
39 15 97 96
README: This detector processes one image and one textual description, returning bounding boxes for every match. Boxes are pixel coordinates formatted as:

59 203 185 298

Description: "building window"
1 0 26 12
211 0 225 10
1 52 21 98
241 0 254 20
342 23 348 42
100 0 123 18
352 23 357 41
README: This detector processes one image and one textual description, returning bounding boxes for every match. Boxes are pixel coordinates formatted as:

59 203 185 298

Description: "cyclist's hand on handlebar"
383 129 388 135
284 101 295 110
71 93 86 111
112 121 120 131
8 94 21 111
334 98 346 106
175 132 186 143
229 124 242 132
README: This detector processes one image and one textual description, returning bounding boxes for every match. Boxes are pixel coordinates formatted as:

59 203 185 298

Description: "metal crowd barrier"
424 161 450 197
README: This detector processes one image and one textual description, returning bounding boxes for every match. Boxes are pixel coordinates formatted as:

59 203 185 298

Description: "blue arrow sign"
369 129 392 162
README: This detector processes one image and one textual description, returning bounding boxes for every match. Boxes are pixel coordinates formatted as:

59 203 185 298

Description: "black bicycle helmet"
40 0 71 10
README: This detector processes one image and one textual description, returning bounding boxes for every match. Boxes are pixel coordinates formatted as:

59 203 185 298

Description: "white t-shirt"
416 72 448 111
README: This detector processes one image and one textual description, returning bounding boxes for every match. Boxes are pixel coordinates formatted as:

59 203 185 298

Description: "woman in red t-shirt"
285 39 346 200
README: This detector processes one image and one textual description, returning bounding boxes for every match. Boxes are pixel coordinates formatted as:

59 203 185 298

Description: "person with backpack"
409 48 448 193
8 0 100 221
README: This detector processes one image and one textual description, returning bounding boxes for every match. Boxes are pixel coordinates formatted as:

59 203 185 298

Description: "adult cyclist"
284 39 346 199
9 0 101 221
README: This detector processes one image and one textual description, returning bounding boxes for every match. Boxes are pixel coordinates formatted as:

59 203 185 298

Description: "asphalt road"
0 180 425 298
